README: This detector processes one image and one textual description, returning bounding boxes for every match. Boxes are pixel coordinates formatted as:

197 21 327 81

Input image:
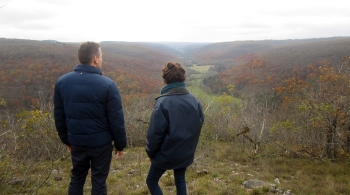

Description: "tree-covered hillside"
195 37 350 94
189 37 350 67
0 39 182 108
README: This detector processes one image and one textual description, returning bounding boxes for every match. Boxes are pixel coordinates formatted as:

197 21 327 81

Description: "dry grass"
2 141 350 195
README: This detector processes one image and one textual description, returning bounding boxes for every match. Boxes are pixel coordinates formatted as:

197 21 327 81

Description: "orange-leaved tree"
274 57 350 159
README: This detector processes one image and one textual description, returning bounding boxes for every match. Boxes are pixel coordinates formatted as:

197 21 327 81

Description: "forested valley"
1 37 350 194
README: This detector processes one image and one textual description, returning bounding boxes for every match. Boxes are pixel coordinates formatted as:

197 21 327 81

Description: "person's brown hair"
78 42 101 64
162 62 186 84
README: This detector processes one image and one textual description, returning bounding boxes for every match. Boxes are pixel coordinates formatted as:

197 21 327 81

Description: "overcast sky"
0 0 349 43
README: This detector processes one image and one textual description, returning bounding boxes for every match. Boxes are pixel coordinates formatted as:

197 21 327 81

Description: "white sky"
0 0 349 43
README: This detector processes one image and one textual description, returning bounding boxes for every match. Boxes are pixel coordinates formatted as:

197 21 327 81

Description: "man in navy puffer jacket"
54 41 126 195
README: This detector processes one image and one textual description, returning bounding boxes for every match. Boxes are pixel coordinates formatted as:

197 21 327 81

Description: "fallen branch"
233 126 259 153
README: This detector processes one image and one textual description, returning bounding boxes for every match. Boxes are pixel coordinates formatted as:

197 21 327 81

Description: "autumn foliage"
0 39 182 109
273 57 350 159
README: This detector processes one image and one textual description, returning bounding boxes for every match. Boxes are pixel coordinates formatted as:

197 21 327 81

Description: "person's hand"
115 150 124 160
67 145 72 153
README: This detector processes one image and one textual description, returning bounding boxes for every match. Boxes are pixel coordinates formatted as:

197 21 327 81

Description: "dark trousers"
68 144 113 195
146 164 187 195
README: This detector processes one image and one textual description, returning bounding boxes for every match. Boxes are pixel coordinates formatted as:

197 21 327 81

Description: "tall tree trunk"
345 125 350 153
326 118 337 159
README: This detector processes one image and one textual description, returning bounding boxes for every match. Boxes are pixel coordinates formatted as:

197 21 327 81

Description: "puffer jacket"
54 64 126 151
146 87 204 169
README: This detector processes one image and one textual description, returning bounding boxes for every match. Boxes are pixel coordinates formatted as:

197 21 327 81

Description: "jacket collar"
156 87 190 100
74 64 102 75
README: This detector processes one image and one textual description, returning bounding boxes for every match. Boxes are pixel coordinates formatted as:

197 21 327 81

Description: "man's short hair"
78 42 101 64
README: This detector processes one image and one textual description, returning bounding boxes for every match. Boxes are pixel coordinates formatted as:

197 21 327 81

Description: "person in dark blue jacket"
146 62 205 195
54 41 126 195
